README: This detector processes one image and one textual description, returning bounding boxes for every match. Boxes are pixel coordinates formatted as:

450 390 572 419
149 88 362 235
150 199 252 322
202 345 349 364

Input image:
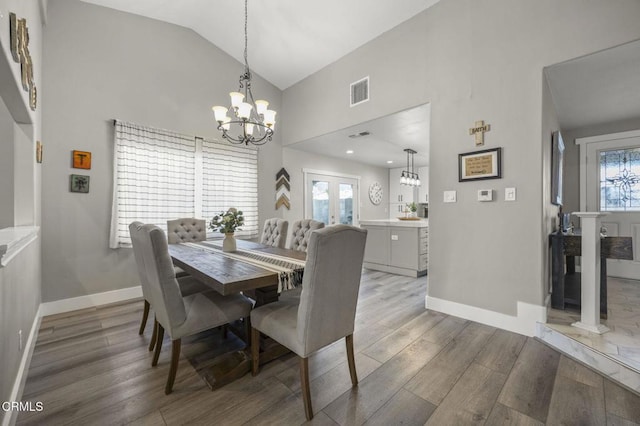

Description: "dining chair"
250 225 367 420
130 222 253 394
133 219 209 339
167 218 207 243
289 219 325 252
260 218 289 248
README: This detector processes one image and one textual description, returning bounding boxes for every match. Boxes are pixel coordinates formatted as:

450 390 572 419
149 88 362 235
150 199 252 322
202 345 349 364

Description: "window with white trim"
109 121 258 248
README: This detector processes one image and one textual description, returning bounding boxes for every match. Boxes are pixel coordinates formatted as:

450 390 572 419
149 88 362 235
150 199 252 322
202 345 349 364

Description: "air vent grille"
350 76 369 107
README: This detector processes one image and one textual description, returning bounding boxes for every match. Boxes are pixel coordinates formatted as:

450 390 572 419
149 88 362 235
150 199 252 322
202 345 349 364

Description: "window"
599 147 640 211
109 121 258 248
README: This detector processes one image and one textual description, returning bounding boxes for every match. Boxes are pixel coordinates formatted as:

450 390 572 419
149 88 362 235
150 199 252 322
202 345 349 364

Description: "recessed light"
387 160 393 164
348 131 370 138
346 150 354 154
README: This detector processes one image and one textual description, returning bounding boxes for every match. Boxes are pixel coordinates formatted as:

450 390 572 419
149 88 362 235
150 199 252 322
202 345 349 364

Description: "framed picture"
36 141 42 163
72 150 92 169
458 147 502 182
70 174 90 193
551 131 565 206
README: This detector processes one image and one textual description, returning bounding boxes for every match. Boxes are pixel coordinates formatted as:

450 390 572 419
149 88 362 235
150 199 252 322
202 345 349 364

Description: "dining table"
167 238 307 389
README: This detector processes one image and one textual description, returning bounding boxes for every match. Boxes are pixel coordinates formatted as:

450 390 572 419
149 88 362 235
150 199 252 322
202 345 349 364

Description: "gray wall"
282 0 640 316
282 147 389 245
0 0 43 416
41 0 283 302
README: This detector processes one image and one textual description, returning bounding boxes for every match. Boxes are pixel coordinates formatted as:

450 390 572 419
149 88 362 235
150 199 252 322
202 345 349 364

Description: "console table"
550 233 633 318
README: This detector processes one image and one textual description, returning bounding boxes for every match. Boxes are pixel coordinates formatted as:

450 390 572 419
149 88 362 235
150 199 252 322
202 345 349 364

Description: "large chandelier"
212 0 276 146
400 148 421 187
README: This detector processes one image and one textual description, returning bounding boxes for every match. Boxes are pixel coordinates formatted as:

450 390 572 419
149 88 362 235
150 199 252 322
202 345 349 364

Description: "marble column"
572 212 610 334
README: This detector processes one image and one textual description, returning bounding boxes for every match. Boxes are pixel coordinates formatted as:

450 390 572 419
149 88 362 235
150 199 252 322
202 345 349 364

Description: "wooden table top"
168 239 306 295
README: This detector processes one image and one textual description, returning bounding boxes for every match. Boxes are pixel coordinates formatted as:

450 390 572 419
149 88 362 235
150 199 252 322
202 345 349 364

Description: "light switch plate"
505 187 516 201
444 190 457 203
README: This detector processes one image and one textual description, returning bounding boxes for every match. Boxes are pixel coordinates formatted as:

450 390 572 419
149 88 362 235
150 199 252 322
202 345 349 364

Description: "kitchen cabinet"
416 166 429 204
389 168 415 204
360 220 428 277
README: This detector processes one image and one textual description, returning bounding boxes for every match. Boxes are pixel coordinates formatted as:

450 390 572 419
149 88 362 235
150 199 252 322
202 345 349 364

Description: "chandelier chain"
243 0 249 71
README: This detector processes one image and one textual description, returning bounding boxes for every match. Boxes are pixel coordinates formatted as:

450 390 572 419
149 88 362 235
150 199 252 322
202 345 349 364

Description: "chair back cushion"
297 225 367 355
290 219 325 252
260 218 289 248
167 218 207 244
130 222 187 332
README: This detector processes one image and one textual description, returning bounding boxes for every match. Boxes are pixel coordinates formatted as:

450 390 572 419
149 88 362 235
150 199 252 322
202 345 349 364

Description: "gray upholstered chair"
289 219 325 252
260 218 289 248
250 225 367 420
134 219 208 338
166 218 207 244
129 222 253 394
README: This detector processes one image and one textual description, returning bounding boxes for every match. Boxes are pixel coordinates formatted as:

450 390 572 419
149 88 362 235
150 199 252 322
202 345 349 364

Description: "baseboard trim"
39 286 143 317
2 305 42 426
425 295 547 337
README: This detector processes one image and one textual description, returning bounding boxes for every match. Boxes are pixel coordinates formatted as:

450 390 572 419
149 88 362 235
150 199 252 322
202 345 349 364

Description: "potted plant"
209 208 244 252
406 202 418 218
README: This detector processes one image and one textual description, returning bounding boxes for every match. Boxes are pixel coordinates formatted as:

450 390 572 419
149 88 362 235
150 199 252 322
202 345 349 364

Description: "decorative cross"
469 120 491 146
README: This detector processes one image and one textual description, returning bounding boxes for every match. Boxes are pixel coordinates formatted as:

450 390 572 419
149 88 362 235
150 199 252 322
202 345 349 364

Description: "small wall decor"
36 140 42 163
469 120 491 146
72 150 92 169
551 131 565 206
459 147 502 182
9 12 37 111
70 174 90 193
275 167 290 210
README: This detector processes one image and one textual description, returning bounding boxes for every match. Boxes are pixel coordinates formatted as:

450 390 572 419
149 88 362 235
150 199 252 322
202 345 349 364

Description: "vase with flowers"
405 202 418 218
209 208 244 252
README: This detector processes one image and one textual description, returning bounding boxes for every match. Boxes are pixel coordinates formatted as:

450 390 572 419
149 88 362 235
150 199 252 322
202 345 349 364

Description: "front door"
304 171 359 226
580 130 640 279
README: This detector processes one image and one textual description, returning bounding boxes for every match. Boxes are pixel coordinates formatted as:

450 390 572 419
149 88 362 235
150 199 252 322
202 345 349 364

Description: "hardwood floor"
18 270 640 425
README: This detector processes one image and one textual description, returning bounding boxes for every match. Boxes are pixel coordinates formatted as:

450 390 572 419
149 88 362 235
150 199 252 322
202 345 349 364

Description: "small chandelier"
400 148 421 187
212 0 276 146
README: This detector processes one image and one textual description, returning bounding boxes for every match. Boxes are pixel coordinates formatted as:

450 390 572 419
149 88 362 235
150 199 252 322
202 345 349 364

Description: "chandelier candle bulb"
255 100 269 115
237 102 253 118
245 123 255 135
222 116 231 130
212 106 228 122
263 110 276 126
230 92 245 108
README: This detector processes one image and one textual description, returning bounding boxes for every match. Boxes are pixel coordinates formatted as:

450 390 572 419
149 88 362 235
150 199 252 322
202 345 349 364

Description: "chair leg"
222 324 228 339
346 334 358 386
251 327 260 376
139 300 150 335
300 357 313 421
244 316 252 346
165 339 181 395
149 319 158 352
152 324 164 367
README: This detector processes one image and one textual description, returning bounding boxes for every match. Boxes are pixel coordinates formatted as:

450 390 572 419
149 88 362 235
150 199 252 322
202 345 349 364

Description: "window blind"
109 121 259 248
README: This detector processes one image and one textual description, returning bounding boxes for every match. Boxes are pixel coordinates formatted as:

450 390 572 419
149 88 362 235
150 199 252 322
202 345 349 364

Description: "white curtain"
109 121 259 248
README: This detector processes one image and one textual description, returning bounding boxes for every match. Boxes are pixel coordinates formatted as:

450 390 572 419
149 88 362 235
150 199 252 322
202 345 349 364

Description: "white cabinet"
361 223 428 277
389 168 415 204
416 166 429 204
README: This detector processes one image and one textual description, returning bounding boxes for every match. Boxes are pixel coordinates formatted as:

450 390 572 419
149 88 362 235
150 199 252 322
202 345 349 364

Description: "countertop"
360 218 428 228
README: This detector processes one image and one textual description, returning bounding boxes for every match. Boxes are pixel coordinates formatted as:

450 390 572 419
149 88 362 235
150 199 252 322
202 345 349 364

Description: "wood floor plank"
496 338 561 423
604 379 640 423
322 337 443 425
126 410 167 426
606 412 640 426
362 310 445 363
474 329 526 374
425 362 507 425
484 403 544 426
556 355 604 388
365 388 436 426
420 314 469 346
546 374 606 426
404 322 496 405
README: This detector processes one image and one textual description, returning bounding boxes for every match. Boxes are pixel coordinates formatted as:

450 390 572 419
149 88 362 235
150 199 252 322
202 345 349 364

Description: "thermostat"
478 189 493 201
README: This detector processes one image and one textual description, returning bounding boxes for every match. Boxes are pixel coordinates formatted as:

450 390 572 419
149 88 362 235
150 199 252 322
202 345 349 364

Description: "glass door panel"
339 183 354 224
311 180 330 224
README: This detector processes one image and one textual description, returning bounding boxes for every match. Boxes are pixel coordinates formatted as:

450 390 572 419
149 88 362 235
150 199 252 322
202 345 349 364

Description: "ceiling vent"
348 131 370 138
350 76 369 107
